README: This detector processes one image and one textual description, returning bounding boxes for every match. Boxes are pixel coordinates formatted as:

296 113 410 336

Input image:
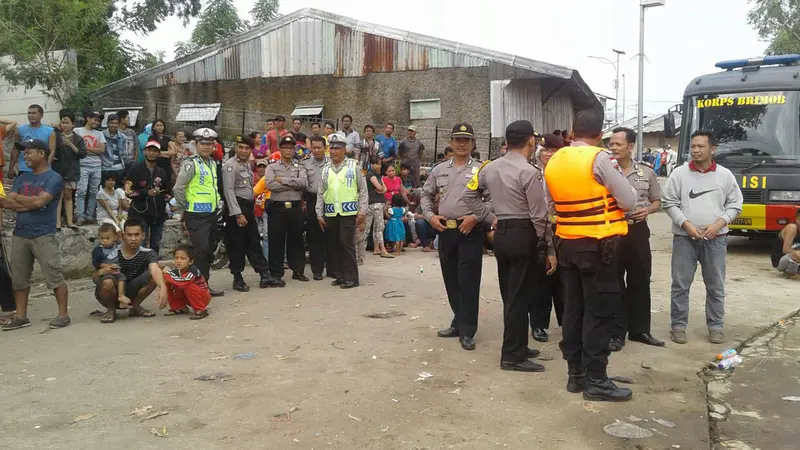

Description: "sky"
123 0 768 117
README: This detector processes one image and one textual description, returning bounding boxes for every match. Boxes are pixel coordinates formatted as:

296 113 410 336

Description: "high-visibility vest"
185 157 219 213
544 146 628 240
322 159 359 217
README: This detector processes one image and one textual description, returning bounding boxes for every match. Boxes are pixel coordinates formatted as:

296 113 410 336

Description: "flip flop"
100 313 116 324
164 308 190 316
189 310 209 320
129 307 156 318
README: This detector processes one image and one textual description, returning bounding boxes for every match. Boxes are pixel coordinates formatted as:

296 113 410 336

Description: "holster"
600 236 620 265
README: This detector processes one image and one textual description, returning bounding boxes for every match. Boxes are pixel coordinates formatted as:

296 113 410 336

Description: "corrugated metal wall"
155 17 489 84
542 90 574 133
501 79 545 133
490 79 574 135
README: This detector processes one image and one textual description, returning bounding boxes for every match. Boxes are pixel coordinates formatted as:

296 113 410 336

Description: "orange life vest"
544 146 628 240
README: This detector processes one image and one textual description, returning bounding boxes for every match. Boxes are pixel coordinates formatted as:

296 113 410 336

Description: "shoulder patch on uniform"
183 163 193 172
226 166 233 172
466 160 490 191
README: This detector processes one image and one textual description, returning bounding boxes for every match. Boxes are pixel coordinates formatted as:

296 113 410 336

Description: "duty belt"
271 200 301 209
626 218 647 225
444 219 464 230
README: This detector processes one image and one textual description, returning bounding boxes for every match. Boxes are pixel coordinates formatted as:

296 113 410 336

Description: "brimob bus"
667 55 800 236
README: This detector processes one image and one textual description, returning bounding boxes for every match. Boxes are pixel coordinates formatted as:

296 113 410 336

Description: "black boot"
232 274 249 292
566 369 587 393
583 377 633 402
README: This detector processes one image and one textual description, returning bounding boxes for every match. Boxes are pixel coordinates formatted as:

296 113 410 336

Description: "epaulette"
639 161 654 169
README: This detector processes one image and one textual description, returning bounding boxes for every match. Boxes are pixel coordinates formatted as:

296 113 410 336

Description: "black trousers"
326 215 358 283
615 221 652 337
184 212 217 281
494 219 544 363
267 202 305 278
225 197 268 276
0 239 14 312
529 269 564 330
305 193 331 276
558 237 623 378
438 227 484 338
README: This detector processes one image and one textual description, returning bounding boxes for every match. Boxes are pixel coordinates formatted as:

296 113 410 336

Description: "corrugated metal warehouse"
90 8 600 156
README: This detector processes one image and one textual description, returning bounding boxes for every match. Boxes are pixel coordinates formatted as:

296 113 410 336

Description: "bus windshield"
683 91 799 166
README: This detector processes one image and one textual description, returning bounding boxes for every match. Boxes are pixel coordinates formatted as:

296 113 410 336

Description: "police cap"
542 133 564 149
505 120 539 141
279 134 296 147
327 132 347 148
451 122 474 138
193 127 218 143
236 135 255 149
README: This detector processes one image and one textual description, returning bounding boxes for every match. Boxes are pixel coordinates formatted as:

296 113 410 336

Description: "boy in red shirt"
162 244 211 320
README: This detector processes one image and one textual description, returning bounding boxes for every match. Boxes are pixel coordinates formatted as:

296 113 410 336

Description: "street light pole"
637 0 665 162
612 49 625 125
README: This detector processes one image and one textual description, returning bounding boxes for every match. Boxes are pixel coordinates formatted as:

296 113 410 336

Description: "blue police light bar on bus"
715 55 800 70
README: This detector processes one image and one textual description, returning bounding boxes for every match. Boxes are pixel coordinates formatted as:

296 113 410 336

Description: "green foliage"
175 0 280 57
747 0 800 55
0 0 201 106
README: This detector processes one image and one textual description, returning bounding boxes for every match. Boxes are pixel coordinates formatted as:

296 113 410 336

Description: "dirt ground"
2 212 798 450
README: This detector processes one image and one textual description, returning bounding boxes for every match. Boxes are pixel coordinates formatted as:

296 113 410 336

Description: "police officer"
421 123 490 351
463 120 555 372
303 135 332 280
607 127 664 350
529 134 565 343
544 110 637 402
173 127 224 297
264 134 308 284
315 132 368 289
222 135 274 292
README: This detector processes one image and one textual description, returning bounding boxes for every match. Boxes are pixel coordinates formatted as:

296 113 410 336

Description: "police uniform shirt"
315 158 369 219
173 155 218 214
222 157 254 216
420 157 491 222
544 141 638 214
462 151 552 250
621 161 661 218
302 156 330 195
264 159 308 201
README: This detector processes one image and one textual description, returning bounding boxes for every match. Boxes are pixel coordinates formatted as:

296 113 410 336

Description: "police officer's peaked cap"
193 127 218 142
236 135 255 149
451 122 475 138
328 132 348 148
505 120 540 140
279 134 297 146
542 133 564 149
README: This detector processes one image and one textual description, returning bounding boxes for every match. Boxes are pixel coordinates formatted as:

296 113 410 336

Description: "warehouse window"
101 107 142 128
175 103 222 122
409 99 441 120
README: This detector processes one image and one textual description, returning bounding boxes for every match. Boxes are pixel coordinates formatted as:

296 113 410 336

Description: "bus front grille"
741 189 764 203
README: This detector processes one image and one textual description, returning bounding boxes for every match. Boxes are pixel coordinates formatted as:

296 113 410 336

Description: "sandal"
100 312 116 324
129 307 156 318
164 308 190 316
380 252 394 258
189 310 209 320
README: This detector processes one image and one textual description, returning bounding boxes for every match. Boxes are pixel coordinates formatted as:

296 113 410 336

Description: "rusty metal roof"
89 8 598 109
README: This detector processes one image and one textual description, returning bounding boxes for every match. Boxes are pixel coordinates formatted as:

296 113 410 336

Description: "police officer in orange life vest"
544 110 637 402
463 120 554 372
421 122 491 351
607 127 665 351
172 127 225 297
264 134 309 285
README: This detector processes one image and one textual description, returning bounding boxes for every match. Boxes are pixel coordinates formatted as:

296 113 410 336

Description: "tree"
0 0 109 105
113 0 202 34
250 0 280 25
175 0 281 57
747 0 800 55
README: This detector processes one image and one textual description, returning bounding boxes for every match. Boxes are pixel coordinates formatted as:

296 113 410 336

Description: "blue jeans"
670 235 727 331
415 220 438 247
76 165 101 221
140 221 165 257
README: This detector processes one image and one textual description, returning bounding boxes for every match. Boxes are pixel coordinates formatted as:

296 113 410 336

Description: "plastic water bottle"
419 265 424 273
717 355 743 370
715 349 737 361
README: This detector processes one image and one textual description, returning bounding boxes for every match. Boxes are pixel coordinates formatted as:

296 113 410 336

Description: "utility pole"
637 0 666 161
612 49 625 125
622 74 627 122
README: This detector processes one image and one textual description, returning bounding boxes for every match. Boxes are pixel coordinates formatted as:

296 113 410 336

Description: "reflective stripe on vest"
322 159 359 217
544 146 628 240
186 157 219 213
